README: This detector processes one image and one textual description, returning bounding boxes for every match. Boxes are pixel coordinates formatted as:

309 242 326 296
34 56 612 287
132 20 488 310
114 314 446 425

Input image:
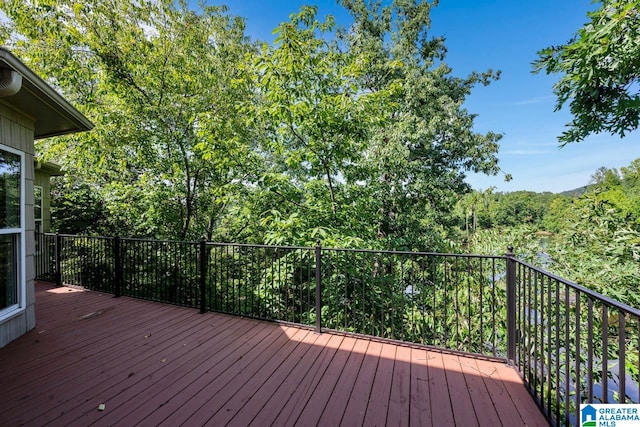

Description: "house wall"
0 102 36 348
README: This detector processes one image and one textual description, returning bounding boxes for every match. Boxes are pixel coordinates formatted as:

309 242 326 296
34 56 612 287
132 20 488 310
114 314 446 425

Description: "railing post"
199 239 207 314
54 233 62 287
114 236 122 298
315 241 322 334
506 246 517 364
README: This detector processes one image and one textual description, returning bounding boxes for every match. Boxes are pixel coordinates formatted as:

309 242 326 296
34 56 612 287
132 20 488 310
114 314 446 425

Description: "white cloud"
510 95 555 106
502 149 548 156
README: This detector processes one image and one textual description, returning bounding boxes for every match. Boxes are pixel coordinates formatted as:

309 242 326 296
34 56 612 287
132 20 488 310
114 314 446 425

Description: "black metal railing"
206 242 316 324
321 248 506 357
509 252 640 426
34 232 56 282
34 233 640 426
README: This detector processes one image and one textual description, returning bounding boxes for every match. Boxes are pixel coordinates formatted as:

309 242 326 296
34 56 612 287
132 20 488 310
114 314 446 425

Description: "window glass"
0 146 22 314
34 185 42 222
0 150 21 229
0 234 17 309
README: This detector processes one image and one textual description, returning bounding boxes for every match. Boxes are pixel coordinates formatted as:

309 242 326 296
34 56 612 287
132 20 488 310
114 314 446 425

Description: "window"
34 185 42 233
34 185 42 254
0 145 24 318
0 234 19 310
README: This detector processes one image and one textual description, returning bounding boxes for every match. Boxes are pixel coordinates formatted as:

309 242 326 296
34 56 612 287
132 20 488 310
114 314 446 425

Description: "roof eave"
0 47 94 138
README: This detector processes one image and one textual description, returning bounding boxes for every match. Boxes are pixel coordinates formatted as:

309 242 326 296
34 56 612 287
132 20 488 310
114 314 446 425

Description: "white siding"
0 102 36 348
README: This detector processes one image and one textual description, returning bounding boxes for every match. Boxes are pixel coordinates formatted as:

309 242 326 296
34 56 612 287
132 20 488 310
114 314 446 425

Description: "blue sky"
208 0 640 193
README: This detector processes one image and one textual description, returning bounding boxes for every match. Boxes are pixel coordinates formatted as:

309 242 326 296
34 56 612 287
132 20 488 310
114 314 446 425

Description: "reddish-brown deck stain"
0 282 549 426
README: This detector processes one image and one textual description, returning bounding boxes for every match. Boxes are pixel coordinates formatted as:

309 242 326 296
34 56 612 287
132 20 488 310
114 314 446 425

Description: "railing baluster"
564 284 570 426
546 276 553 418
401 255 406 342
506 247 516 364
603 305 609 403
575 293 581 424
361 252 366 336
199 239 206 314
114 236 121 298
539 271 545 411
478 258 484 354
432 255 437 348
443 255 448 348
587 298 594 402
525 270 538 392
227 245 232 313
619 312 626 403
555 279 560 423
457 255 461 350
53 233 60 287
491 258 497 357
315 243 321 333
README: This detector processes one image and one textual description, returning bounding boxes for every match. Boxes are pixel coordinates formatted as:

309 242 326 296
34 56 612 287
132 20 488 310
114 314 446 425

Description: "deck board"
387 345 412 426
269 333 346 427
409 348 432 427
0 282 549 426
87 320 275 426
426 345 455 426
363 342 397 426
296 335 358 424
318 338 369 426
245 331 336 426
459 357 502 427
210 328 318 426
341 340 384 426
442 353 479 427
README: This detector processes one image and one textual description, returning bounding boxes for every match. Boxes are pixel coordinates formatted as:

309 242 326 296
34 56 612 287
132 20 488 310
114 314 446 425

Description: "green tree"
590 166 622 186
621 158 640 191
50 177 111 234
337 0 503 250
1 0 256 240
3 0 504 250
243 1 503 250
246 6 378 246
534 0 640 144
542 195 574 233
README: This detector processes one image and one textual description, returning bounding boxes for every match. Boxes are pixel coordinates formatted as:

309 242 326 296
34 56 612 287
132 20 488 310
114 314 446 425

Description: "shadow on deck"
0 282 548 426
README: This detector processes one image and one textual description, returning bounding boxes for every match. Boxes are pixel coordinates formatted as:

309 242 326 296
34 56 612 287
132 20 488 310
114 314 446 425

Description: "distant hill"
559 185 591 197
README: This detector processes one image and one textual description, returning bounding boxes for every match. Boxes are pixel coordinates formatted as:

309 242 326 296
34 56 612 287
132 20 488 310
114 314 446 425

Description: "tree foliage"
243 0 502 250
1 0 503 251
1 0 256 240
460 157 640 307
534 0 640 144
338 0 502 250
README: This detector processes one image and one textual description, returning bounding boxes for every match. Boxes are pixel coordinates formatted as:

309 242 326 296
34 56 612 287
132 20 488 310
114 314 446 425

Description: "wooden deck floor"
0 282 548 426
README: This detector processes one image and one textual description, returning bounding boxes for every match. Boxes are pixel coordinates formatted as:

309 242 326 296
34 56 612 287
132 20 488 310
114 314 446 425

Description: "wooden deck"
0 282 548 426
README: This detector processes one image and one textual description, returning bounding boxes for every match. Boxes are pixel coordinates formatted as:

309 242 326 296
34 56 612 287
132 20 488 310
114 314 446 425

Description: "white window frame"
34 185 43 255
0 144 25 322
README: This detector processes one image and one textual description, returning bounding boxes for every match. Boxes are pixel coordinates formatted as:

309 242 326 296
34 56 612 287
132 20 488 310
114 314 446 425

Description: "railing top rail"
39 233 505 259
321 246 505 259
48 233 197 245
207 242 506 258
512 255 640 317
123 237 198 245
206 241 312 251
52 233 114 242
